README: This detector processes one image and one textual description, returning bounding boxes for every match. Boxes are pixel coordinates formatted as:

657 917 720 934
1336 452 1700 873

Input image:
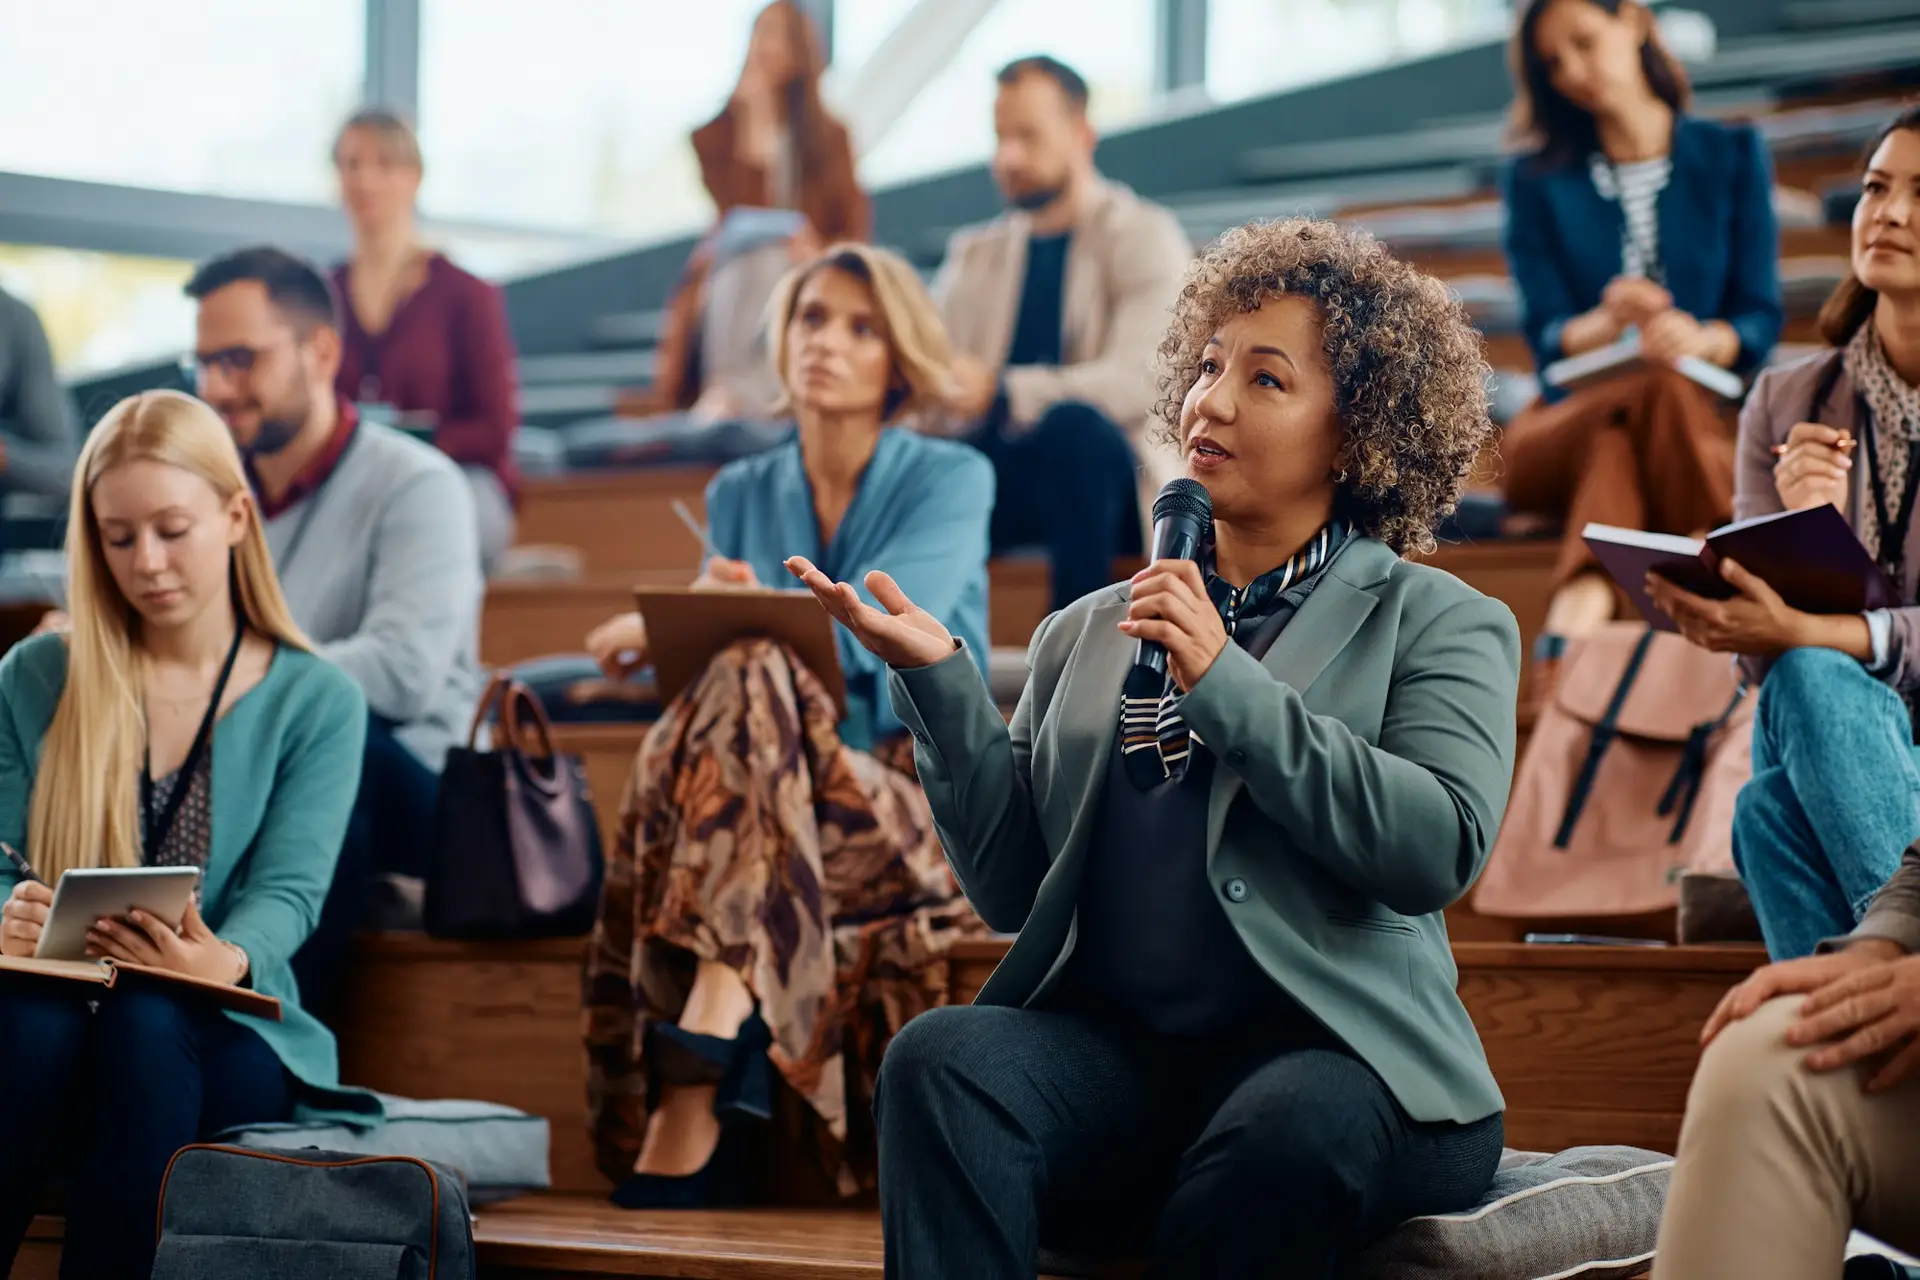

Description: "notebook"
0 953 283 1020
634 586 846 718
1543 334 1745 400
1583 505 1900 632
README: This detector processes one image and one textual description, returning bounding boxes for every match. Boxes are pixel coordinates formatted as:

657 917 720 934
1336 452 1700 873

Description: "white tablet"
34 866 200 961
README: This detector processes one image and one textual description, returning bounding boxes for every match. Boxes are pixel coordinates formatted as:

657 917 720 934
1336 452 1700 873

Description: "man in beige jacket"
1654 842 1920 1276
932 55 1192 612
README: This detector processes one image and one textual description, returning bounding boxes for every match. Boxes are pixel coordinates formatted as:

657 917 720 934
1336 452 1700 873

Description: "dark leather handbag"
425 674 604 939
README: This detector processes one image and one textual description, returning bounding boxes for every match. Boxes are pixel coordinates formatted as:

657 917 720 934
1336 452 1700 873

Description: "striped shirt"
1590 153 1672 282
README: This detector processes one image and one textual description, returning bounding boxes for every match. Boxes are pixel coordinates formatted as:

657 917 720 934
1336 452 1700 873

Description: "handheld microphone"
1132 478 1213 681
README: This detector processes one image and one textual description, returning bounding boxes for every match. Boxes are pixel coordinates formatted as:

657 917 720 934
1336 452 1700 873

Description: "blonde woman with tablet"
0 390 369 1280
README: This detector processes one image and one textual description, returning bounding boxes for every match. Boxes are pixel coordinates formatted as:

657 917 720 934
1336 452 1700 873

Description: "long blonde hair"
29 390 312 881
766 242 956 422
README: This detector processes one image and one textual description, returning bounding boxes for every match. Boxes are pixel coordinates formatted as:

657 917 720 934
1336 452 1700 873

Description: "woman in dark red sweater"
331 108 520 572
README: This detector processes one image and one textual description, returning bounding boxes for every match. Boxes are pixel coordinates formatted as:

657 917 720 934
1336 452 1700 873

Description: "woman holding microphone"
791 218 1521 1277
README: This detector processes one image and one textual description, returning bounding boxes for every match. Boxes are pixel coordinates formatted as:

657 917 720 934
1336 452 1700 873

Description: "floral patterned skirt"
582 638 983 1193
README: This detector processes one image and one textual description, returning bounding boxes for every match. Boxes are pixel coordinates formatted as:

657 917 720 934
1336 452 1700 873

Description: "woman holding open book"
580 243 992 1206
1645 106 1920 964
1501 0 1782 712
1646 108 1920 1280
0 390 370 1279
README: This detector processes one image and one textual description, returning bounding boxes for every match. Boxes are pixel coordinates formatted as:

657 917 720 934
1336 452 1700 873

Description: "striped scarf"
1119 523 1345 789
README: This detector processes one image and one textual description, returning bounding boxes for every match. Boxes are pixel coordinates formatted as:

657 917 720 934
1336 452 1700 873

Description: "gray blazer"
887 536 1519 1125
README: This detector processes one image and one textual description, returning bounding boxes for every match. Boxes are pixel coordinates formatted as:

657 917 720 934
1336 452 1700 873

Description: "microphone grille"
1151 477 1213 524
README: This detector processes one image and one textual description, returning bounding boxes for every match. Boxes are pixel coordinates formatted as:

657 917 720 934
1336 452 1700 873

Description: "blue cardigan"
1501 115 1784 389
704 427 995 751
0 635 377 1127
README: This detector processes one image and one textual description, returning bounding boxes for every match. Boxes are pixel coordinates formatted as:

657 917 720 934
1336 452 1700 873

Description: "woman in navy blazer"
1501 0 1782 710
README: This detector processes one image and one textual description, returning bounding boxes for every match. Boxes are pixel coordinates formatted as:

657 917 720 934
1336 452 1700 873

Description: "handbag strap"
1553 629 1657 849
500 680 557 761
1657 680 1750 844
465 674 513 748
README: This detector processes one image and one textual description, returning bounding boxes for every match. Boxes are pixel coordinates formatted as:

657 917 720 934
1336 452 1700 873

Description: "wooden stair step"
327 933 1765 1212
475 1201 882 1278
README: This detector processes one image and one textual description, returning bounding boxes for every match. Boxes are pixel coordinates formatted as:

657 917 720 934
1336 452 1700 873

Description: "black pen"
1 841 42 885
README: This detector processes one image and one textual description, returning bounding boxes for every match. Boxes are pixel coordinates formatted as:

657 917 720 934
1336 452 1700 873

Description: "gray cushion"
220 1095 550 1205
1347 1145 1671 1280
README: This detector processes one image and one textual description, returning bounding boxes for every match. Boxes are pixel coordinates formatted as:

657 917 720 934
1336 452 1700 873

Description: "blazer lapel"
1657 118 1706 292
1053 590 1128 859
1204 549 1385 848
1548 163 1624 287
984 217 1031 369
1060 182 1114 367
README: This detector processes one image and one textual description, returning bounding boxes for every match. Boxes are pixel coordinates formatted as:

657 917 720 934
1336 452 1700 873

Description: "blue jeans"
969 400 1144 612
0 982 292 1280
1732 647 1920 959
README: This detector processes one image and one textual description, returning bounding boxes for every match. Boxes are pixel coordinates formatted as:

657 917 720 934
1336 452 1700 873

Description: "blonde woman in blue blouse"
581 243 994 1207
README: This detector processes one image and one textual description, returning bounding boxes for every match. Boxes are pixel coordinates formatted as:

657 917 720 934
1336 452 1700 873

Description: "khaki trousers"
1652 995 1920 1279
1503 368 1736 592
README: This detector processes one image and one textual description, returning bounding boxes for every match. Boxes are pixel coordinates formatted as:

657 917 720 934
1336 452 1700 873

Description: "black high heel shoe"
609 1012 775 1209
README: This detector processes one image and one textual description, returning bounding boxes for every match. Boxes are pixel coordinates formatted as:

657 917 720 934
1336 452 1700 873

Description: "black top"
1006 234 1070 369
1059 534 1352 1036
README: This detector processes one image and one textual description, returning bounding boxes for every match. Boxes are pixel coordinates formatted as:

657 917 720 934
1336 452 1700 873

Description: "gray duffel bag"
153 1143 475 1279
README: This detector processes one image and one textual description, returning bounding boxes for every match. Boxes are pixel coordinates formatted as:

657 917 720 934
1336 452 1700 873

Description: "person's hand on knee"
1787 951 1920 1089
1703 940 1906 1046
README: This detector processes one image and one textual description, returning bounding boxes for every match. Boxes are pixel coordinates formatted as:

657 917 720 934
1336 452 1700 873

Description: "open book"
1583 505 1900 632
634 586 846 718
0 953 282 1020
1543 334 1745 400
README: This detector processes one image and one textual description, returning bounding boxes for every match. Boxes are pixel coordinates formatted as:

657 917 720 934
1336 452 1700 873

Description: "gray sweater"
0 287 80 500
264 420 484 772
1845 845 1920 956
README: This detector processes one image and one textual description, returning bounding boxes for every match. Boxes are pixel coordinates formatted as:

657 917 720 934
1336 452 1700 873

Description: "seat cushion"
1347 1145 1672 1280
220 1095 550 1204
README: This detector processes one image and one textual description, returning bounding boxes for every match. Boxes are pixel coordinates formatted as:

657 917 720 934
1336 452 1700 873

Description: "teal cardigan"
704 427 994 750
0 633 378 1125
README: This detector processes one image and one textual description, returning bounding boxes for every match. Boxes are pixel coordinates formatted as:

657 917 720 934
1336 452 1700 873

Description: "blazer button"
1228 748 1247 767
1224 878 1249 903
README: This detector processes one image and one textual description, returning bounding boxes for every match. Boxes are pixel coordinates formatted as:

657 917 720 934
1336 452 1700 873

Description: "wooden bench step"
475 1200 882 1278
327 933 1764 1207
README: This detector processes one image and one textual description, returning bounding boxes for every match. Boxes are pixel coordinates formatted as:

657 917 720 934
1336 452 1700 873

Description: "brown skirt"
1503 368 1737 591
582 638 983 1194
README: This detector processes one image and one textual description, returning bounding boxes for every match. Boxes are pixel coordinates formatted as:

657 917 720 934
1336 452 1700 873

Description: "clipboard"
634 586 846 719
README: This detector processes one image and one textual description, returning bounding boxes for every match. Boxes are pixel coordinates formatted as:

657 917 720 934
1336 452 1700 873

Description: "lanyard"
142 624 245 858
273 428 358 577
1861 408 1920 579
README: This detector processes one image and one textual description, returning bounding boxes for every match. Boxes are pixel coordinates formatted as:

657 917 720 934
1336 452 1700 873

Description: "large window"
0 245 194 377
417 0 770 237
839 0 1158 188
1207 0 1510 106
0 0 364 204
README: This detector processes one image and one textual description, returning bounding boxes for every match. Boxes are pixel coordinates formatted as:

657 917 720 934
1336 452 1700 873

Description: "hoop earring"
1335 468 1350 484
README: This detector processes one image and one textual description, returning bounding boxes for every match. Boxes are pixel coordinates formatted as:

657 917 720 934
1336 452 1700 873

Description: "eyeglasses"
181 341 291 382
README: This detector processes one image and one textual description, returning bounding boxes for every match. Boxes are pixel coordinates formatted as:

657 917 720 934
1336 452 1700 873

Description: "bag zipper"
156 1144 443 1278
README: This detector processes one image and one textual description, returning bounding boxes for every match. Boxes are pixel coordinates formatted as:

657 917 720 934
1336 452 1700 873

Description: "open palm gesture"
785 557 955 669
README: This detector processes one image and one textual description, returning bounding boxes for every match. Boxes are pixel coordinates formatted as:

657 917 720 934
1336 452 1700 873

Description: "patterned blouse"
143 752 214 873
